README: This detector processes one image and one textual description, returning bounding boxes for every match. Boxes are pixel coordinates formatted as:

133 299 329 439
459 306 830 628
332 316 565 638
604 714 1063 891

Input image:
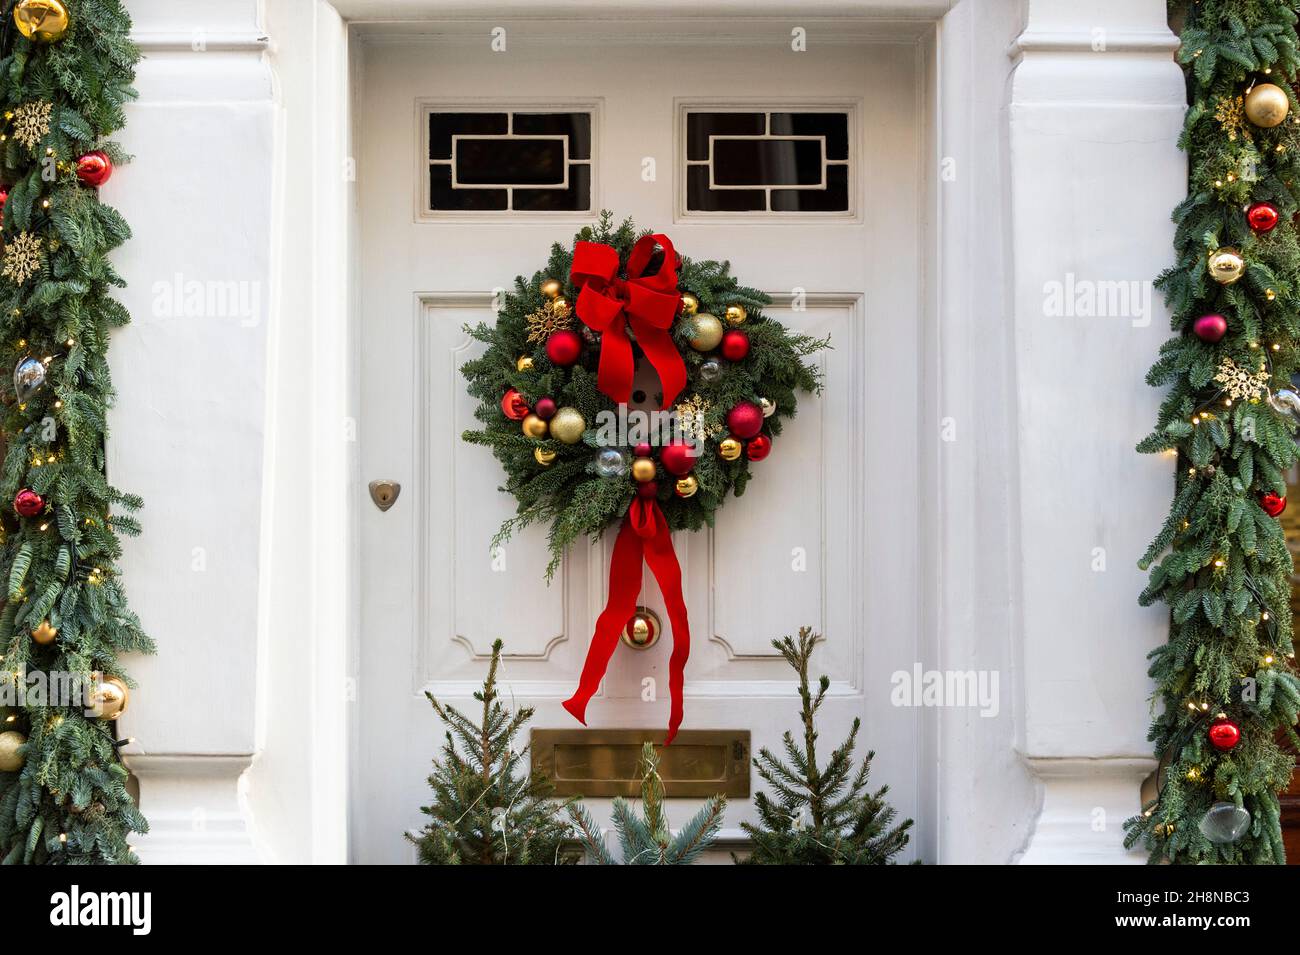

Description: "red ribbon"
569 234 686 409
562 498 690 744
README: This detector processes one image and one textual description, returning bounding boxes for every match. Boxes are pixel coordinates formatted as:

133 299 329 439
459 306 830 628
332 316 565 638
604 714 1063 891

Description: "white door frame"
247 0 1182 864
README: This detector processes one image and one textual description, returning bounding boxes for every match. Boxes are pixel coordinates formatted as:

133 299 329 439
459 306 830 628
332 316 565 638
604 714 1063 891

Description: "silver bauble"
594 448 628 479
758 396 776 418
13 356 45 402
1268 388 1300 420
699 359 723 382
1198 801 1251 844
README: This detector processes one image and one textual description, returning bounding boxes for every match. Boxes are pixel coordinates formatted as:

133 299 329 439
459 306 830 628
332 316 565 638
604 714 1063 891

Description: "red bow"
562 498 690 744
569 234 686 409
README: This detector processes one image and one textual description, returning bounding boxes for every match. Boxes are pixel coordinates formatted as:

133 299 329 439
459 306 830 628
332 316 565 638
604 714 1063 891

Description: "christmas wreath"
462 213 826 741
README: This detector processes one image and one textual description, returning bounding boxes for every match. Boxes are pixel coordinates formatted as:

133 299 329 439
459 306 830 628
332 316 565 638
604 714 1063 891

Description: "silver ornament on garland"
594 448 628 478
1198 801 1251 844
698 359 723 383
758 397 776 418
13 356 45 402
1268 388 1300 420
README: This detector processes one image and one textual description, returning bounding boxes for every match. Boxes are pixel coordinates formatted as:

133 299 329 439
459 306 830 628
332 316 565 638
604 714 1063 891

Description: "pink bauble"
660 441 698 476
1192 314 1228 343
534 396 557 420
545 329 582 366
727 401 763 439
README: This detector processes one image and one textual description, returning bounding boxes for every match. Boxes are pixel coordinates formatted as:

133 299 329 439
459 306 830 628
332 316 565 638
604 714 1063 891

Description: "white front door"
354 22 927 863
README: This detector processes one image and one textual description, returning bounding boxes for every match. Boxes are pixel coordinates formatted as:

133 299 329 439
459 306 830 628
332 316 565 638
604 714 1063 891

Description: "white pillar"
1007 0 1183 863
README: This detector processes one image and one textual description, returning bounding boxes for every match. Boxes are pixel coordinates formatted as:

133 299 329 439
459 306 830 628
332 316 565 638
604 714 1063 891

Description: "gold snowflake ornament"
2 231 43 285
11 100 52 151
1215 94 1250 143
674 393 722 442
1214 356 1270 401
525 298 573 344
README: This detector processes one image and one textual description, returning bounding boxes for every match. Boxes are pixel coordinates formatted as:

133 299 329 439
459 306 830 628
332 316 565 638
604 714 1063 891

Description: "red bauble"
746 434 772 461
636 481 659 499
545 329 582 366
500 388 529 421
1260 492 1287 517
1192 313 1228 343
660 441 699 476
727 401 763 439
13 489 44 518
720 329 750 361
534 396 557 420
1208 717 1241 752
1247 201 1280 233
75 151 113 188
634 442 652 458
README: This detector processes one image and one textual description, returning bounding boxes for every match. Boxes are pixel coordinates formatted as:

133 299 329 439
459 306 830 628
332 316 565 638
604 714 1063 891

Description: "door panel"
356 28 925 863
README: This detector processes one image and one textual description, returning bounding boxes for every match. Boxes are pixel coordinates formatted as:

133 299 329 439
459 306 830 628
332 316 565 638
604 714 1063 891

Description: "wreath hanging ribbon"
570 233 686 409
562 497 691 744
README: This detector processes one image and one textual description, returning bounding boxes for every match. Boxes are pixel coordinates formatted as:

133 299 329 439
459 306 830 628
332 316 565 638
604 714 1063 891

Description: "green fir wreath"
461 212 828 577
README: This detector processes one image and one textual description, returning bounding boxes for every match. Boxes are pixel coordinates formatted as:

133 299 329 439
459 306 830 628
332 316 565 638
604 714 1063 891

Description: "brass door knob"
368 480 401 512
621 606 661 650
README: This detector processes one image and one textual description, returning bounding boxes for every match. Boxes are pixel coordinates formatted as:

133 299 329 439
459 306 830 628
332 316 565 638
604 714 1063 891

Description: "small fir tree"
567 741 725 864
408 640 575 865
739 627 913 865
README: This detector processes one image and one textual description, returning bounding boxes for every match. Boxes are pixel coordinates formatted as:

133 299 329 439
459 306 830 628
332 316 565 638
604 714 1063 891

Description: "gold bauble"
718 438 742 461
516 355 535 372
630 457 656 482
0 730 26 772
534 447 557 466
1245 83 1290 128
13 0 69 43
758 397 776 418
522 413 549 438
680 292 700 316
724 304 748 325
548 407 586 444
675 475 698 498
688 313 724 351
539 278 562 299
620 607 661 650
551 296 570 316
1208 247 1246 285
90 676 129 721
31 619 56 645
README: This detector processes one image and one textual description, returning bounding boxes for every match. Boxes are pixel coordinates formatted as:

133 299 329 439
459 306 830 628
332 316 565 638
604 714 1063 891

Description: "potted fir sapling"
408 640 576 864
739 627 914 864
567 741 725 864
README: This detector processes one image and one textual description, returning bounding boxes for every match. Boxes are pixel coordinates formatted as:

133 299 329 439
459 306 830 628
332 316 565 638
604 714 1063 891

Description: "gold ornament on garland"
31 619 56 645
548 406 586 444
1214 94 1250 142
13 0 68 43
1214 356 1271 402
631 457 656 482
718 438 742 461
1207 247 1245 285
2 231 43 285
673 393 721 442
687 313 724 351
10 99 51 151
516 355 534 372
1244 82 1290 128
675 475 698 498
0 730 26 772
525 297 573 344
534 447 557 466
724 304 748 325
522 413 548 438
679 292 699 316
89 675 129 721
539 278 563 299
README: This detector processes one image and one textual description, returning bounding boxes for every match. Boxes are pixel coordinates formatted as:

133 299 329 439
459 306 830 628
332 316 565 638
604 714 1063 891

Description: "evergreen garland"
1126 0 1300 863
461 212 826 577
0 0 151 864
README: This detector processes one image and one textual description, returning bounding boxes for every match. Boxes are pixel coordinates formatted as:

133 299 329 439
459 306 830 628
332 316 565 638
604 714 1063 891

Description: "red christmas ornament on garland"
1259 492 1287 517
659 441 698 476
75 151 113 188
1247 201 1280 233
720 329 750 361
545 328 582 367
1208 717 1241 752
534 396 557 420
727 401 764 439
0 187 8 228
1192 313 1228 343
500 388 529 421
746 434 772 461
13 488 44 517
